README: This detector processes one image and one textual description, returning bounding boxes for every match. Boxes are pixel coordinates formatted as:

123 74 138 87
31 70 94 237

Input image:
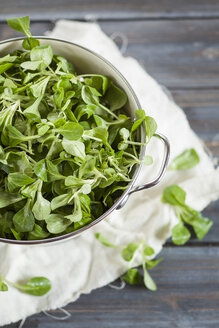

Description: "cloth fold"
0 20 218 325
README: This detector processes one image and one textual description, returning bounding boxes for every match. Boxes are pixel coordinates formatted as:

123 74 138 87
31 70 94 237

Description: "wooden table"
1 1 219 327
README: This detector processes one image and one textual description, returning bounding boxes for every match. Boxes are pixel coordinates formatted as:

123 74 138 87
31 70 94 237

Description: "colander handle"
117 133 170 209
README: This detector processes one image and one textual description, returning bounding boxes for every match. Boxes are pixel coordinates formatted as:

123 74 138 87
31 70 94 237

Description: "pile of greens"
0 17 156 241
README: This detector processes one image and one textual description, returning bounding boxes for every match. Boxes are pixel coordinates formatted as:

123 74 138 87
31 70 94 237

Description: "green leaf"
30 77 50 98
0 54 17 64
169 148 200 170
32 191 51 221
24 72 40 83
162 185 186 206
22 37 40 50
30 45 53 68
62 139 85 159
142 261 157 291
65 176 85 187
171 222 191 245
122 268 142 285
0 189 23 208
46 214 70 234
21 180 41 200
46 160 65 182
27 224 50 240
65 196 82 222
163 185 213 244
131 109 146 133
81 85 101 105
0 278 8 292
84 126 109 144
56 122 83 140
84 75 110 95
121 243 138 261
119 128 129 141
7 16 32 38
0 63 13 74
4 78 17 88
11 228 22 240
94 232 117 248
79 156 96 179
23 97 42 121
6 126 38 146
37 124 50 136
146 258 163 270
34 159 47 182
65 211 82 223
20 60 42 71
13 199 35 232
145 116 157 142
0 212 13 237
7 173 35 191
51 193 72 211
144 246 155 256
15 276 51 296
181 209 213 241
56 56 75 73
192 215 213 240
104 82 127 110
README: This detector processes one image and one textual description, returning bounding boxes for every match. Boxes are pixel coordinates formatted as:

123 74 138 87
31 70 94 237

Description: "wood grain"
4 247 219 328
1 0 219 20
100 19 219 88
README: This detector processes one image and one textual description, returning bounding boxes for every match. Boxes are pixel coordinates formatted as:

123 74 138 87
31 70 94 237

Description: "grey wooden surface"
1 1 219 327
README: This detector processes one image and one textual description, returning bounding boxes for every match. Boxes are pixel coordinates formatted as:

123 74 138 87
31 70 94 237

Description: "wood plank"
171 89 219 108
1 0 219 20
1 19 219 88
4 247 219 328
100 19 219 88
171 89 219 158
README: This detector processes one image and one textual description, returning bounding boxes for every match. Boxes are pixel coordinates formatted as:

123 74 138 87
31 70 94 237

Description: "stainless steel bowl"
0 37 170 245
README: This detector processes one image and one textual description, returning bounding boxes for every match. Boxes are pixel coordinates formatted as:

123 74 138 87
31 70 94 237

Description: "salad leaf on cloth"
0 16 156 241
0 274 51 296
95 233 162 291
169 148 200 170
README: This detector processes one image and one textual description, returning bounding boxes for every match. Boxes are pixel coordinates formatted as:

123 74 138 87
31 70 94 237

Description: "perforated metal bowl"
0 37 170 245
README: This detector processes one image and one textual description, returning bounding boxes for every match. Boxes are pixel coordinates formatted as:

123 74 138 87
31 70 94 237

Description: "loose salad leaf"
121 243 138 262
162 185 213 245
95 232 117 248
0 274 51 296
122 268 142 285
95 234 162 291
169 148 200 170
13 277 51 296
171 222 191 245
0 275 8 292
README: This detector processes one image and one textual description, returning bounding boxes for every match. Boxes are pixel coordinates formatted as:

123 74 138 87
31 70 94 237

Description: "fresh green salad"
0 17 157 241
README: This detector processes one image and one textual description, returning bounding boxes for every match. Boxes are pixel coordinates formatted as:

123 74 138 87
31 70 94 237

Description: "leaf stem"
99 103 119 120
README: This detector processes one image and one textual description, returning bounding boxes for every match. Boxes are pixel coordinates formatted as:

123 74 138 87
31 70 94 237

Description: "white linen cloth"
0 20 219 325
